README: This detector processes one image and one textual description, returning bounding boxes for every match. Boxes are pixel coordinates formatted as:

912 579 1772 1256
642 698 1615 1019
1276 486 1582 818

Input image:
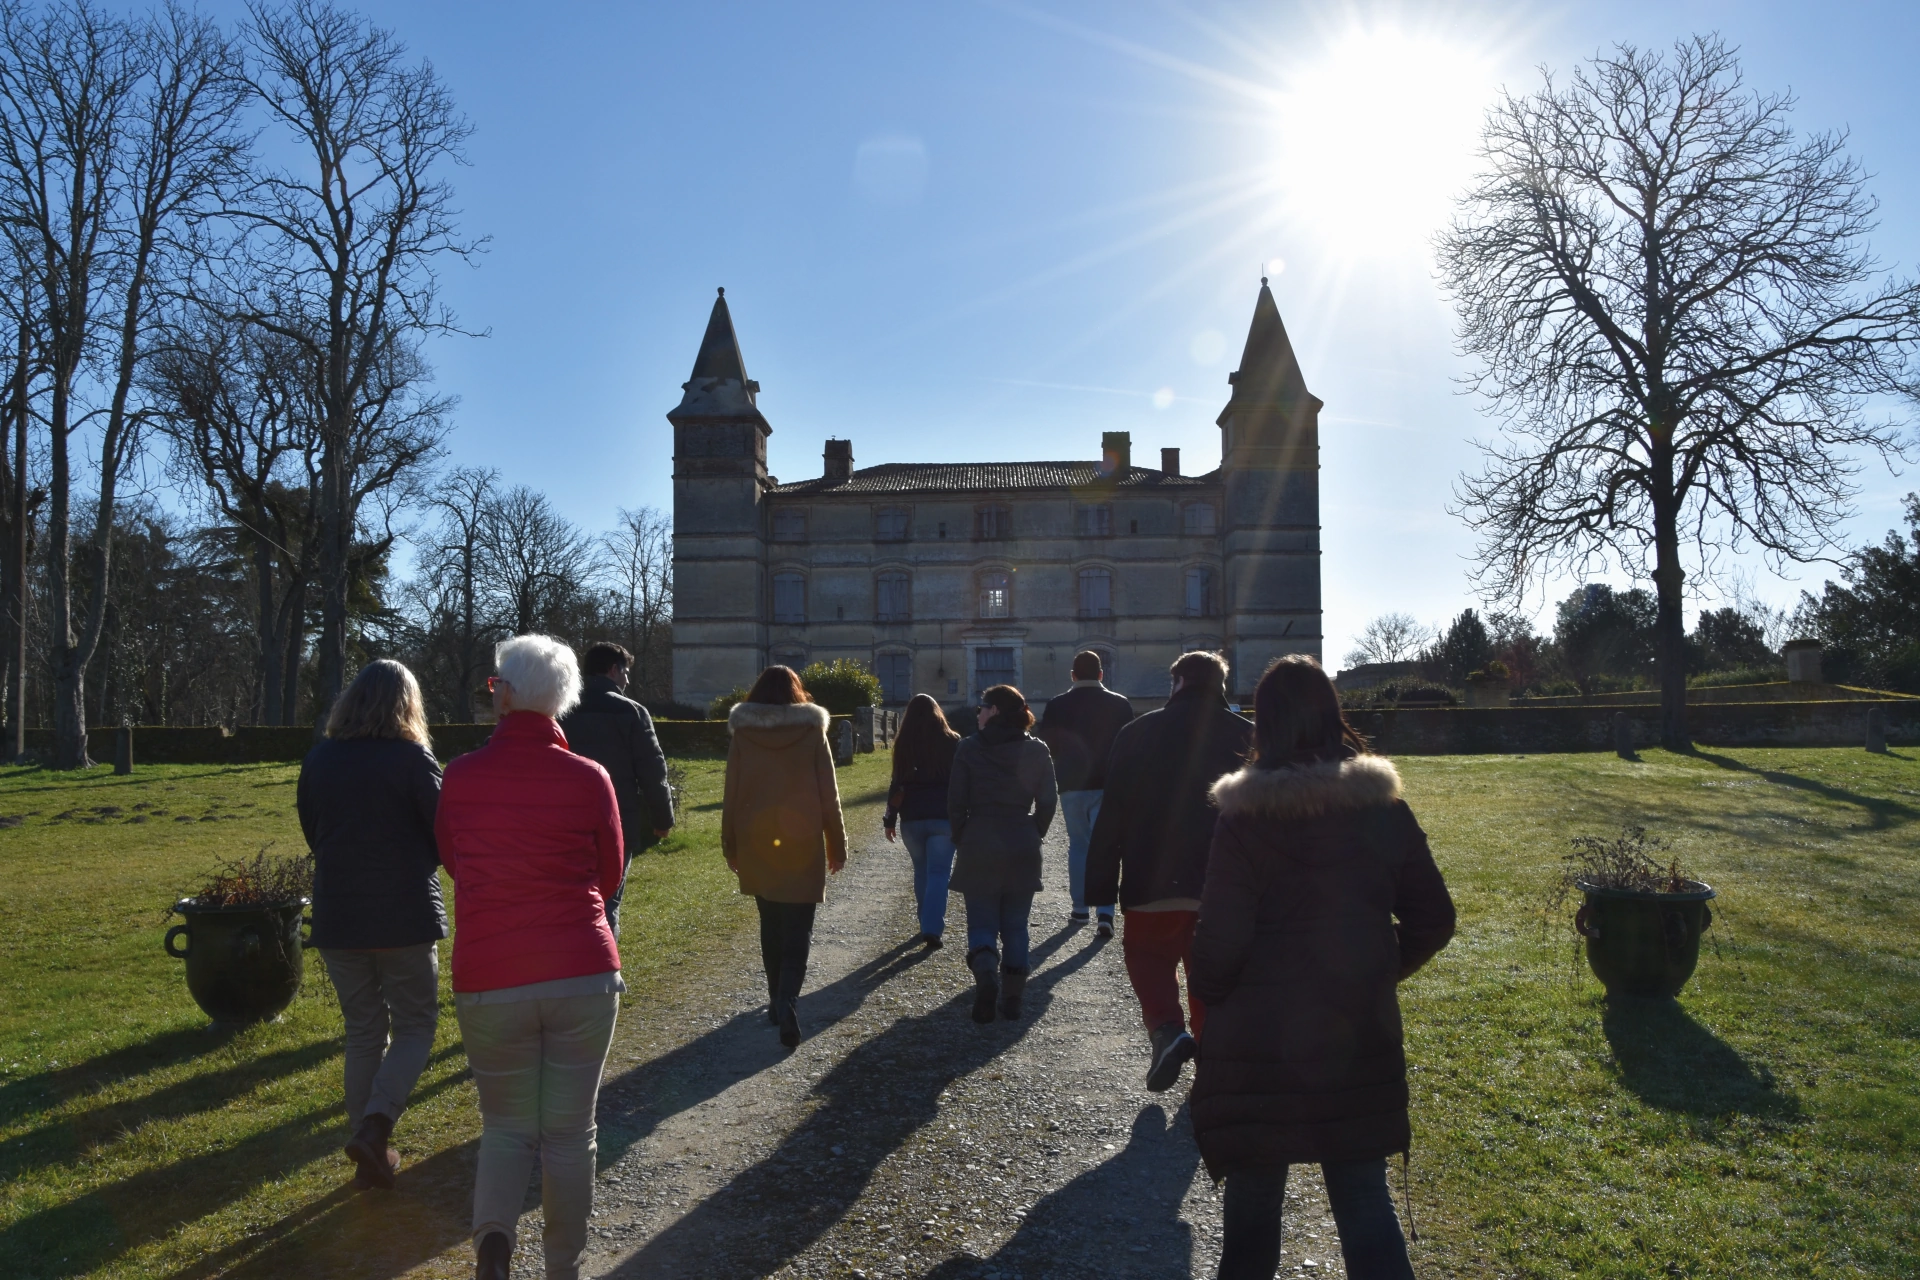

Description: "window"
1184 566 1217 618
974 504 1012 540
772 507 807 542
772 572 807 624
977 571 1011 619
1078 567 1113 619
876 571 911 622
877 652 913 704
1182 502 1218 535
875 506 910 542
1074 504 1112 537
975 646 1017 697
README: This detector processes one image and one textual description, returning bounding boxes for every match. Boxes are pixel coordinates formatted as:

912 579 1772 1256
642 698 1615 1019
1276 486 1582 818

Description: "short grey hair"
494 634 582 719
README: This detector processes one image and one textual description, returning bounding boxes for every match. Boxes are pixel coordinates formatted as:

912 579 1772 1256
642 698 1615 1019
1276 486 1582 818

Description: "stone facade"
670 282 1323 710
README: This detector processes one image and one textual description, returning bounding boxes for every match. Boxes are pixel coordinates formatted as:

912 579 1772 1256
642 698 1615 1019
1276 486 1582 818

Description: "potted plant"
164 848 314 1024
1549 826 1715 999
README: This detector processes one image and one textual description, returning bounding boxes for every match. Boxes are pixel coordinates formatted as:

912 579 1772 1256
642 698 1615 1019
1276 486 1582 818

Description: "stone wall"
1357 700 1919 755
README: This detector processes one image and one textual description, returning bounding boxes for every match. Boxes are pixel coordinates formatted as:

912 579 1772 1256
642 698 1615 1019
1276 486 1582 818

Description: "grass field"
0 745 1914 1277
0 750 894 1280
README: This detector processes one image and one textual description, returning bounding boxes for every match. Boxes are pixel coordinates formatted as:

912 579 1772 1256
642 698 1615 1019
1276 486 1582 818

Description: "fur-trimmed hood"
1210 755 1401 821
727 700 832 734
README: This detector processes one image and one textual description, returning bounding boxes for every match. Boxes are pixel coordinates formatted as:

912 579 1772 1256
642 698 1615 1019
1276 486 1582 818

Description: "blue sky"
257 0 1919 663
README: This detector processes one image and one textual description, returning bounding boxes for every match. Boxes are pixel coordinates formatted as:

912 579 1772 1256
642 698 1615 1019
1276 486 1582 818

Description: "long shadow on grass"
921 1101 1201 1280
1693 751 1919 830
0 1034 340 1185
1602 997 1800 1120
179 938 932 1279
0 1043 467 1280
602 925 1098 1279
0 1024 245 1127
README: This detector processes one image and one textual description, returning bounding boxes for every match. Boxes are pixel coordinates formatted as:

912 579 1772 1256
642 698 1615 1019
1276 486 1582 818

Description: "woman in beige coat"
724 666 848 1047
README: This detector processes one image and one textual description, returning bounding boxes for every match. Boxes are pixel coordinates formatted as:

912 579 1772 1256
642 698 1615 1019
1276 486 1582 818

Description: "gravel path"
562 818 1350 1280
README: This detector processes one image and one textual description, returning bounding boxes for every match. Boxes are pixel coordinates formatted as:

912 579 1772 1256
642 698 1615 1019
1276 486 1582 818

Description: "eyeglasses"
487 676 508 692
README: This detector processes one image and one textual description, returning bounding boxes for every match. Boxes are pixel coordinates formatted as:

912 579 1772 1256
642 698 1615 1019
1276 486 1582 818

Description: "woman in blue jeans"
946 684 1058 1022
883 694 961 949
1191 656 1455 1279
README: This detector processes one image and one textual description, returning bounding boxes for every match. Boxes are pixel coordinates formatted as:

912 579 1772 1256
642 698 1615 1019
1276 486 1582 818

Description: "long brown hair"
1249 655 1366 767
326 659 432 747
893 693 959 775
747 665 810 705
979 683 1034 732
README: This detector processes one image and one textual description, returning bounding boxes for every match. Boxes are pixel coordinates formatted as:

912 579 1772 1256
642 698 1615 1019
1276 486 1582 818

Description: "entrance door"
877 652 913 704
974 646 1017 699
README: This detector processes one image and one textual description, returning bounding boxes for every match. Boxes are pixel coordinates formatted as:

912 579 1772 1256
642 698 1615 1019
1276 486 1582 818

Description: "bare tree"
478 485 591 638
412 464 498 717
1344 612 1436 667
1439 36 1920 748
229 0 475 730
0 1 246 766
148 309 322 723
598 505 671 698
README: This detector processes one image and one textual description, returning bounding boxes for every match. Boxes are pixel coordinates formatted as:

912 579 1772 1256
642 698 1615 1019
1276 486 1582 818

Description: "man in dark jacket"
1035 650 1134 934
1085 650 1253 1092
559 642 675 934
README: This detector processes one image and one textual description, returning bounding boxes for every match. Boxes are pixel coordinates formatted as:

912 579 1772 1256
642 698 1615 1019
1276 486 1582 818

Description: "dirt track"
547 816 1351 1279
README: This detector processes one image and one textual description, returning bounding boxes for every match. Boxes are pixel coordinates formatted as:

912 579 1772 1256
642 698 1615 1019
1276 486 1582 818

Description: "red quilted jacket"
437 712 625 992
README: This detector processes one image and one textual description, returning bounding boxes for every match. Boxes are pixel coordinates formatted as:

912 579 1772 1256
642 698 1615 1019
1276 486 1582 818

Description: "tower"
1216 279 1323 696
670 288 769 709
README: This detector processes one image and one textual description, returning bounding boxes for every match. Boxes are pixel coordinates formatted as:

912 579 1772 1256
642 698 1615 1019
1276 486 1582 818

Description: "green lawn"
0 747 1914 1277
1399 747 1920 1277
0 751 894 1280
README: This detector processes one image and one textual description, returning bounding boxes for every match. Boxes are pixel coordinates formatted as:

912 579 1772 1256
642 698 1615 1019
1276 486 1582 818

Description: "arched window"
876 571 912 622
772 572 807 624
1184 566 1216 617
977 570 1011 619
1078 567 1113 619
876 652 913 703
874 506 911 542
1182 502 1217 536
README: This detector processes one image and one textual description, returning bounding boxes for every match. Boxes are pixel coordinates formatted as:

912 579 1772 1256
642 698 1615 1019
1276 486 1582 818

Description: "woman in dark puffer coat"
1191 655 1455 1280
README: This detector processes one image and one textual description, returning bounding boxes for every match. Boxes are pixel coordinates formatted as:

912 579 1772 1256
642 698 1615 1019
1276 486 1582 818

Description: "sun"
1269 24 1496 258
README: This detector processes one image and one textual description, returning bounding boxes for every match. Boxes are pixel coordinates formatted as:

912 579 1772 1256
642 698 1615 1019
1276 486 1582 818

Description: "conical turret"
669 287 766 426
1216 278 1319 427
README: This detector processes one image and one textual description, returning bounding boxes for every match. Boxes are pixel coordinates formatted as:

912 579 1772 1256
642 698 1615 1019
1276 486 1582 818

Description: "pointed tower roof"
1216 278 1320 427
668 287 767 427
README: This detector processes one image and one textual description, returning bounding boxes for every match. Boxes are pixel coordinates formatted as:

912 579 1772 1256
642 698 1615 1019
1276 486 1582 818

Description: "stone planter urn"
1573 880 1715 999
164 897 310 1024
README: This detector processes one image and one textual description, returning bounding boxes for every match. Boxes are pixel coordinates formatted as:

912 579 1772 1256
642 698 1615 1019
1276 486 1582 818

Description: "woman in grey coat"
947 683 1058 1022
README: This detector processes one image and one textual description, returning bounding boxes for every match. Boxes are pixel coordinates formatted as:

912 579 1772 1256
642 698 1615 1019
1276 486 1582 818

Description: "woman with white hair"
298 658 443 1192
437 635 626 1280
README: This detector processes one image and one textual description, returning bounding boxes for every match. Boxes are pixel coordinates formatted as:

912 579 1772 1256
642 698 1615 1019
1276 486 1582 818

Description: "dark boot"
998 966 1028 1020
967 947 1000 1023
1146 1021 1196 1093
766 973 780 1024
344 1111 396 1190
778 998 801 1049
475 1230 512 1280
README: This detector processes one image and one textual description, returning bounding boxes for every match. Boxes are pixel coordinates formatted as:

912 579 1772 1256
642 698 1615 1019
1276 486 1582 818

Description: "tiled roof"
769 462 1217 496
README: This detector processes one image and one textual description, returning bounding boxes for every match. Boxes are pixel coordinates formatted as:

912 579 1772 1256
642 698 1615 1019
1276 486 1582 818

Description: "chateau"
669 281 1322 710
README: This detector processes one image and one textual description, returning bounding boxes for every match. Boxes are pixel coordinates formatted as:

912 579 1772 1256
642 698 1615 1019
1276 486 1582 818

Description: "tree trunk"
1650 444 1691 752
254 530 284 725
281 580 306 726
313 426 349 736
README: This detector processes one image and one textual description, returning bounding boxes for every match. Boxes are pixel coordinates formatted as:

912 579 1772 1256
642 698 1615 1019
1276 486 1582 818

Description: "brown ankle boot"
475 1230 512 1280
345 1112 396 1190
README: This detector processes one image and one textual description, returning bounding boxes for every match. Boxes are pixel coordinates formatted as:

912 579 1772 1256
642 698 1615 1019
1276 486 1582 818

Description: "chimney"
1161 447 1180 476
1100 430 1131 475
824 438 853 482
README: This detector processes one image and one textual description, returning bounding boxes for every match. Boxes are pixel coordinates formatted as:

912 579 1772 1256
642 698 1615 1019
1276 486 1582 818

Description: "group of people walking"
296 631 1454 1280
